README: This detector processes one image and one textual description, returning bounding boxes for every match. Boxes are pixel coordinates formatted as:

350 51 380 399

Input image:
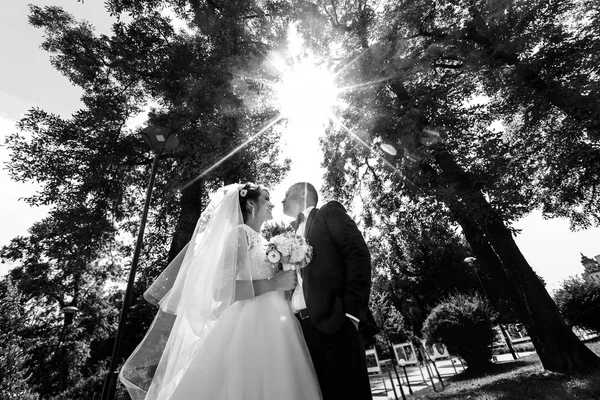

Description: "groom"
283 182 377 400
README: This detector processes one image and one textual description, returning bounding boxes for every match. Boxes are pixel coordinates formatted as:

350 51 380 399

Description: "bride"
120 183 322 400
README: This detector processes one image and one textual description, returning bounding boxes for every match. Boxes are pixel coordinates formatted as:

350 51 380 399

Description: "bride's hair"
239 182 265 222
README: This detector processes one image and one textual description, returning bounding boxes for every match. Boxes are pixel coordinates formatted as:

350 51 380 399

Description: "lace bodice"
238 225 275 280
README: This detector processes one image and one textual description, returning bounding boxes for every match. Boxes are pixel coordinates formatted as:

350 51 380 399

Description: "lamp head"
61 305 80 315
141 125 178 151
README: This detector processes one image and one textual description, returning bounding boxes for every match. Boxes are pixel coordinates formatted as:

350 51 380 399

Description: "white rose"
267 249 282 263
290 247 303 263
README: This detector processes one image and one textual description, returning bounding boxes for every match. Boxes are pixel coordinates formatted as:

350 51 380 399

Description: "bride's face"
255 189 274 222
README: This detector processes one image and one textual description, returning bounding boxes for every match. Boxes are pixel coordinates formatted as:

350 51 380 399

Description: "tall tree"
362 195 495 335
317 0 600 371
0 205 122 397
4 2 296 397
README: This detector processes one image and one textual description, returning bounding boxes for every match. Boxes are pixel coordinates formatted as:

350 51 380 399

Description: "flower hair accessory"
239 183 259 198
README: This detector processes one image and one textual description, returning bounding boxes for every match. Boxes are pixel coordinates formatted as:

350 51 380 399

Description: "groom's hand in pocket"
272 270 297 291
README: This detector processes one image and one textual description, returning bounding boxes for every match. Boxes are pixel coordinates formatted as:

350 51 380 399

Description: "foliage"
554 277 600 332
369 290 407 355
369 0 600 228
365 199 487 336
9 2 293 255
0 206 121 397
3 0 600 392
262 220 294 241
47 364 107 400
2 1 298 397
422 293 498 372
0 280 40 400
317 0 600 371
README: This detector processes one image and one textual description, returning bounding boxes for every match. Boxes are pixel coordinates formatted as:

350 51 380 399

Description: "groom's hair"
293 182 318 205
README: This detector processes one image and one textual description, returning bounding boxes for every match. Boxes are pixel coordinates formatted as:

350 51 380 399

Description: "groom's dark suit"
297 201 377 400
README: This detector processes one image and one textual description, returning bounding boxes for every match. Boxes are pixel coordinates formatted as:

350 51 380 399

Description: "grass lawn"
411 341 600 400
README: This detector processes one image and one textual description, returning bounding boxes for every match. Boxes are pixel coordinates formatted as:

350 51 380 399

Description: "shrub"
554 277 600 332
422 293 498 372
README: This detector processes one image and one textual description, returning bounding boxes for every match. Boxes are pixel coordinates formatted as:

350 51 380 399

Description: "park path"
369 352 536 399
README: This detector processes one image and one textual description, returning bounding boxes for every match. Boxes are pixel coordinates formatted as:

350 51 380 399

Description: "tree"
13 2 293 263
262 220 294 241
364 198 483 337
0 280 40 400
369 290 407 356
554 277 600 333
316 0 600 371
4 2 598 394
0 206 122 397
3 2 297 397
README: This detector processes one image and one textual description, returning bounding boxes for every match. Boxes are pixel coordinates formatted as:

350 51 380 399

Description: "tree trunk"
486 215 599 370
420 158 521 317
166 179 205 263
435 148 600 371
453 209 521 316
384 36 599 371
58 313 75 392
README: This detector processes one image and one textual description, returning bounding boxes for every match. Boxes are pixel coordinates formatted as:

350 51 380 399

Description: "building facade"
581 253 600 284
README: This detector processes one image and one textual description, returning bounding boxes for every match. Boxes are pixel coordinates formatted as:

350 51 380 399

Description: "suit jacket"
301 201 378 338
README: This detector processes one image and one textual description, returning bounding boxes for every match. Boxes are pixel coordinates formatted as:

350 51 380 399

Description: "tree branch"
432 62 464 70
240 13 272 20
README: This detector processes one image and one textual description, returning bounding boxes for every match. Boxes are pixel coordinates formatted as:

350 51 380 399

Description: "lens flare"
275 57 338 127
178 26 403 193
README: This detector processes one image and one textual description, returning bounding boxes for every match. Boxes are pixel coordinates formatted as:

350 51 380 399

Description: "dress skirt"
165 290 322 400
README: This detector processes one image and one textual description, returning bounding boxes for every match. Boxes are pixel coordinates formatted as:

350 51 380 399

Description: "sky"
1 1 598 292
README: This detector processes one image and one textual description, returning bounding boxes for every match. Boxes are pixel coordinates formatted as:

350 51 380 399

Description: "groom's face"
282 186 304 218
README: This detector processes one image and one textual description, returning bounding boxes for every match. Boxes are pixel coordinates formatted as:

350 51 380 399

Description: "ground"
370 341 600 400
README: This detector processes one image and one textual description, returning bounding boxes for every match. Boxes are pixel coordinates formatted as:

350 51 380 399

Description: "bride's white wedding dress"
165 225 322 400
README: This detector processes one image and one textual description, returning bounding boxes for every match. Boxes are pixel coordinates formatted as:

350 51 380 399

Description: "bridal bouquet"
265 232 313 271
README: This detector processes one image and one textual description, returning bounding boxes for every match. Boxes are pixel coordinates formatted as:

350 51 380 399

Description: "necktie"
292 213 305 231
292 212 307 312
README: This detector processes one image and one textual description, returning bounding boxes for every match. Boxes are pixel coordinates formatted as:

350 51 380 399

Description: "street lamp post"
101 126 178 400
57 305 80 392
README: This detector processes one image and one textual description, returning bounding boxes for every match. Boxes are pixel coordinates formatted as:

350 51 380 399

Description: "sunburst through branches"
183 24 406 190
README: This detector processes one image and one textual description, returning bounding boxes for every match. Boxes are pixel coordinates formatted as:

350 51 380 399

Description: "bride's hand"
271 270 297 291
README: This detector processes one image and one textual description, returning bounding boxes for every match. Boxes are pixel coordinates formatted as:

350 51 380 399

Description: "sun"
183 24 395 189
274 56 338 128
265 21 340 134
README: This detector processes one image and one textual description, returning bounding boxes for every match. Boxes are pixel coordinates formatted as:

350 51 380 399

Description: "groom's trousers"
297 315 372 400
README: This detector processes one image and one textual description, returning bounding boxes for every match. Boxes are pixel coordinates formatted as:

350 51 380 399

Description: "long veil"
119 183 255 400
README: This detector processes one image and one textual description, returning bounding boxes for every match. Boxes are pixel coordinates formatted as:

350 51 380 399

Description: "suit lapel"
300 208 317 280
